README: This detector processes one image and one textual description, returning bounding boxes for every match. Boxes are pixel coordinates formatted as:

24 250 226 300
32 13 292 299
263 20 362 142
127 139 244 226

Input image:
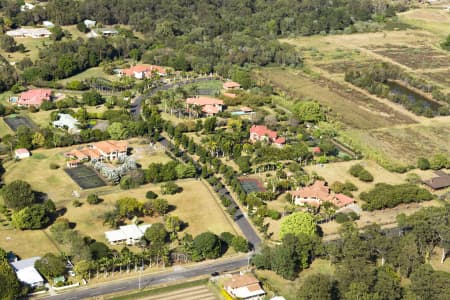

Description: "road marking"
112 287 125 291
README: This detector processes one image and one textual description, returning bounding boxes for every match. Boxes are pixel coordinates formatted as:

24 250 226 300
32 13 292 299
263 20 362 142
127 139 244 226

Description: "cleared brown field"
341 118 450 166
256 68 415 129
370 45 450 70
424 70 450 90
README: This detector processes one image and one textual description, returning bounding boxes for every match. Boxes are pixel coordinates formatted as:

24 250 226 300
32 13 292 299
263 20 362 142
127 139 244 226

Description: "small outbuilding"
42 21 55 28
15 148 30 159
83 19 96 28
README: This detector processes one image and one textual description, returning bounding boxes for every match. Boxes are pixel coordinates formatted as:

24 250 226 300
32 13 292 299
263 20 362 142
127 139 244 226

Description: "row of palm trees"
79 247 177 280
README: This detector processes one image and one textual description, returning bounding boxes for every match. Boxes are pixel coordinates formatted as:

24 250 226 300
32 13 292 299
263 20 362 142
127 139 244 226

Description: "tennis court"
65 165 106 189
3 115 36 131
239 178 266 193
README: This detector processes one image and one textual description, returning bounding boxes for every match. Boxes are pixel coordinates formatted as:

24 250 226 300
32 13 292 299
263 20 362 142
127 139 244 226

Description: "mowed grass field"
0 229 60 258
0 117 14 137
58 67 118 85
6 35 51 63
100 179 240 238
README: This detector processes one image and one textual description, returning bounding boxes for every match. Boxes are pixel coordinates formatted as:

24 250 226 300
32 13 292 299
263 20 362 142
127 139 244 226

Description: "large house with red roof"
249 125 285 147
290 180 355 209
118 65 166 79
223 81 241 90
65 140 128 162
186 96 224 116
16 89 52 107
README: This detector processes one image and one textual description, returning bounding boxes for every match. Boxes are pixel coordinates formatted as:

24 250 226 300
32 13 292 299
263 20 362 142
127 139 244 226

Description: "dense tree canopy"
280 212 316 238
1 180 36 210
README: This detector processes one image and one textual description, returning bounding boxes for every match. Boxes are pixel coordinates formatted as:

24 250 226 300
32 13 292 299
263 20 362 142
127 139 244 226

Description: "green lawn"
108 279 209 300
58 67 118 85
0 118 13 137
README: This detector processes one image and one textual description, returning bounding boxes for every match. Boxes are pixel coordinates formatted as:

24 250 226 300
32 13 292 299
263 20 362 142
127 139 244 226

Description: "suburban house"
223 81 241 90
223 273 266 300
423 171 450 190
10 257 45 288
83 19 96 28
15 148 30 159
290 180 355 209
16 89 52 107
6 28 51 38
118 65 166 79
186 96 224 116
65 140 128 162
52 113 80 134
249 125 285 147
105 224 152 245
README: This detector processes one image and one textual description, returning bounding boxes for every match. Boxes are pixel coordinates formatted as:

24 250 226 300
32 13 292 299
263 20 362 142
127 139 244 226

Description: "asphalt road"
41 256 249 300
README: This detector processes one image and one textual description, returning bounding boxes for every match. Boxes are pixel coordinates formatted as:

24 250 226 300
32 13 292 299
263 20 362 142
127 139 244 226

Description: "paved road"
41 256 249 300
130 77 218 119
159 137 262 250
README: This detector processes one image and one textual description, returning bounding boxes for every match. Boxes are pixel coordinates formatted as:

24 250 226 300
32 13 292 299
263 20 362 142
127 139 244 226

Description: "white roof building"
84 19 96 28
6 28 51 38
52 113 80 134
43 21 55 28
15 148 30 159
10 257 45 288
20 3 35 11
105 224 151 245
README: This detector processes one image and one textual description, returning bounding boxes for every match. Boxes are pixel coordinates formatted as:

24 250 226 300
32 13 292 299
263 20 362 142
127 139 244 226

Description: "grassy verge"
107 278 209 300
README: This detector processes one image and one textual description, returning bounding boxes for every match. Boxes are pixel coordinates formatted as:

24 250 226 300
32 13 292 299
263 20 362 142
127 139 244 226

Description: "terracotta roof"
274 137 286 145
224 274 260 289
18 89 52 106
186 96 224 106
247 283 264 292
223 81 241 89
94 140 128 154
65 141 127 160
202 104 220 114
331 194 355 208
250 125 278 140
223 92 237 98
423 172 450 190
313 147 321 153
121 65 166 77
291 181 331 200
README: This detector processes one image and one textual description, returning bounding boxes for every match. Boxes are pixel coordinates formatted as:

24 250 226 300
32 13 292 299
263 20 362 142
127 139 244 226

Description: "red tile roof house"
118 65 166 79
249 125 286 147
223 273 266 300
16 89 52 107
290 180 355 209
223 81 241 90
65 140 128 162
186 96 224 116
